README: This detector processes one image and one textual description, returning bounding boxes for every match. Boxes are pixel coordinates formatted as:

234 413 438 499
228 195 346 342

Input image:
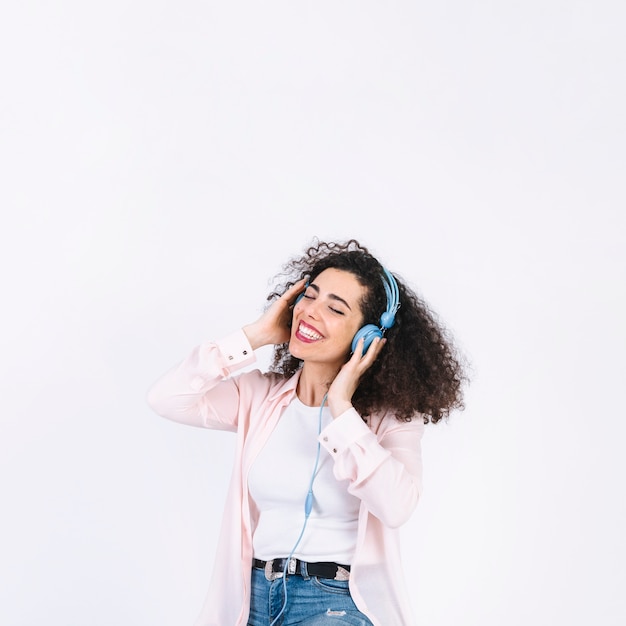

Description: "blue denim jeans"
247 567 374 625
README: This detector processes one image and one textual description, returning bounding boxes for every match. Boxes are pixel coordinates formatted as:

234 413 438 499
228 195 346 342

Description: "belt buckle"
264 559 283 581
287 557 297 575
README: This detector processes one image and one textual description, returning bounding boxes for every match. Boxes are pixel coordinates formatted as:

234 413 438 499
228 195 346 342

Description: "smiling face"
289 268 367 371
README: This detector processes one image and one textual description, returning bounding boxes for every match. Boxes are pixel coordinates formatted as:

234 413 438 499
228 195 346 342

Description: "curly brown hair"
265 239 469 424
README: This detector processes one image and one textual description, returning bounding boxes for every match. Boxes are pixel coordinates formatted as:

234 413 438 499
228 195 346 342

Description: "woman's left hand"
326 336 386 418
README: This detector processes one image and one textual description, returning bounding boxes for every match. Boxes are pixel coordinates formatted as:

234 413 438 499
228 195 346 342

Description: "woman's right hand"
243 277 308 350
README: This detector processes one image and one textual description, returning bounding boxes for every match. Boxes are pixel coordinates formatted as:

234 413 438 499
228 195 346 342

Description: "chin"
287 339 305 360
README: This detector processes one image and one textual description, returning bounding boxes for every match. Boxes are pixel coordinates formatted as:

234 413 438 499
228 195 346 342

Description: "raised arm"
146 278 308 429
319 410 424 528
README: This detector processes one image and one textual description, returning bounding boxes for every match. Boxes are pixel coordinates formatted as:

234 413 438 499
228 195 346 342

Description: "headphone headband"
351 268 400 354
379 267 400 330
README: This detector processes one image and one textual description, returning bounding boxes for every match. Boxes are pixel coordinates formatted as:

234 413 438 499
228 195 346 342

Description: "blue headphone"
296 267 400 356
351 267 400 355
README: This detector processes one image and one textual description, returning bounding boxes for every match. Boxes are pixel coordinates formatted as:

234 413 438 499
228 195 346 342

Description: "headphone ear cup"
295 282 309 305
351 324 383 355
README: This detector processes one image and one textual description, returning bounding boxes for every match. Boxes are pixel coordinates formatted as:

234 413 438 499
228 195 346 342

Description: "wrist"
242 324 267 351
328 398 353 419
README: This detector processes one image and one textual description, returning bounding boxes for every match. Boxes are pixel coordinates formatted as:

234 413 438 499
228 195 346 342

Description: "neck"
297 362 339 407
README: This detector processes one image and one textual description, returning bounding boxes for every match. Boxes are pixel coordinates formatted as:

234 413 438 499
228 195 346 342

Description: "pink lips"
295 321 324 343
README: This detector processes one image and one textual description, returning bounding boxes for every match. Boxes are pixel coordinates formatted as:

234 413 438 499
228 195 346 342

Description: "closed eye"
302 293 344 314
305 283 352 315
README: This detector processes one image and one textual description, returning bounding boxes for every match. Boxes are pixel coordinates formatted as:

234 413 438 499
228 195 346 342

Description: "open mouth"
295 321 324 343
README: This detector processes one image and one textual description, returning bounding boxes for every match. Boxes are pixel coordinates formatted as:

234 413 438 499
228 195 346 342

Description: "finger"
370 336 386 357
283 278 307 298
349 337 366 363
285 277 309 304
359 337 386 367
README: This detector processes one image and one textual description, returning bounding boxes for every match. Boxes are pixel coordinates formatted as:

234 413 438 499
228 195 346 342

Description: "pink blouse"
147 329 424 626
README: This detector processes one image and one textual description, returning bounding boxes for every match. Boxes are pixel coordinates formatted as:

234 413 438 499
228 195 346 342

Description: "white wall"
1 2 624 625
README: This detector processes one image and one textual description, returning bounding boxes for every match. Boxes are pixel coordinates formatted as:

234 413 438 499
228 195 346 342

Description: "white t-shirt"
248 396 360 564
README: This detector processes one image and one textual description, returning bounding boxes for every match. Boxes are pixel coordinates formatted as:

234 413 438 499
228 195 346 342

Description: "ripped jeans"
247 567 374 626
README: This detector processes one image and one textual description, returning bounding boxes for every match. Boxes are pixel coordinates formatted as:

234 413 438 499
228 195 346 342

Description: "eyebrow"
308 283 353 310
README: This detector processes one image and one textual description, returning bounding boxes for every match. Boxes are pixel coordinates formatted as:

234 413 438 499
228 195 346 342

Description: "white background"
1 1 624 625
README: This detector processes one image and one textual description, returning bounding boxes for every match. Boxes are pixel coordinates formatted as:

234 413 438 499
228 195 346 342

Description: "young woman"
147 239 467 626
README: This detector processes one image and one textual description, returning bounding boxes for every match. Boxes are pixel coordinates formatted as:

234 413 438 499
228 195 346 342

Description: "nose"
302 297 321 320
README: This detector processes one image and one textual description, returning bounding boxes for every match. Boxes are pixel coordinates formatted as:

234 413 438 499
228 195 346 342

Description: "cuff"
215 329 256 372
318 408 371 456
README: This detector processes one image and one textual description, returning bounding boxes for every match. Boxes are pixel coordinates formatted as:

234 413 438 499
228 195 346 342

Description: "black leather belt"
253 557 351 581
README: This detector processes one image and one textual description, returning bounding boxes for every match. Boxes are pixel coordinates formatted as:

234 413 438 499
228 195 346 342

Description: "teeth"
299 323 323 340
